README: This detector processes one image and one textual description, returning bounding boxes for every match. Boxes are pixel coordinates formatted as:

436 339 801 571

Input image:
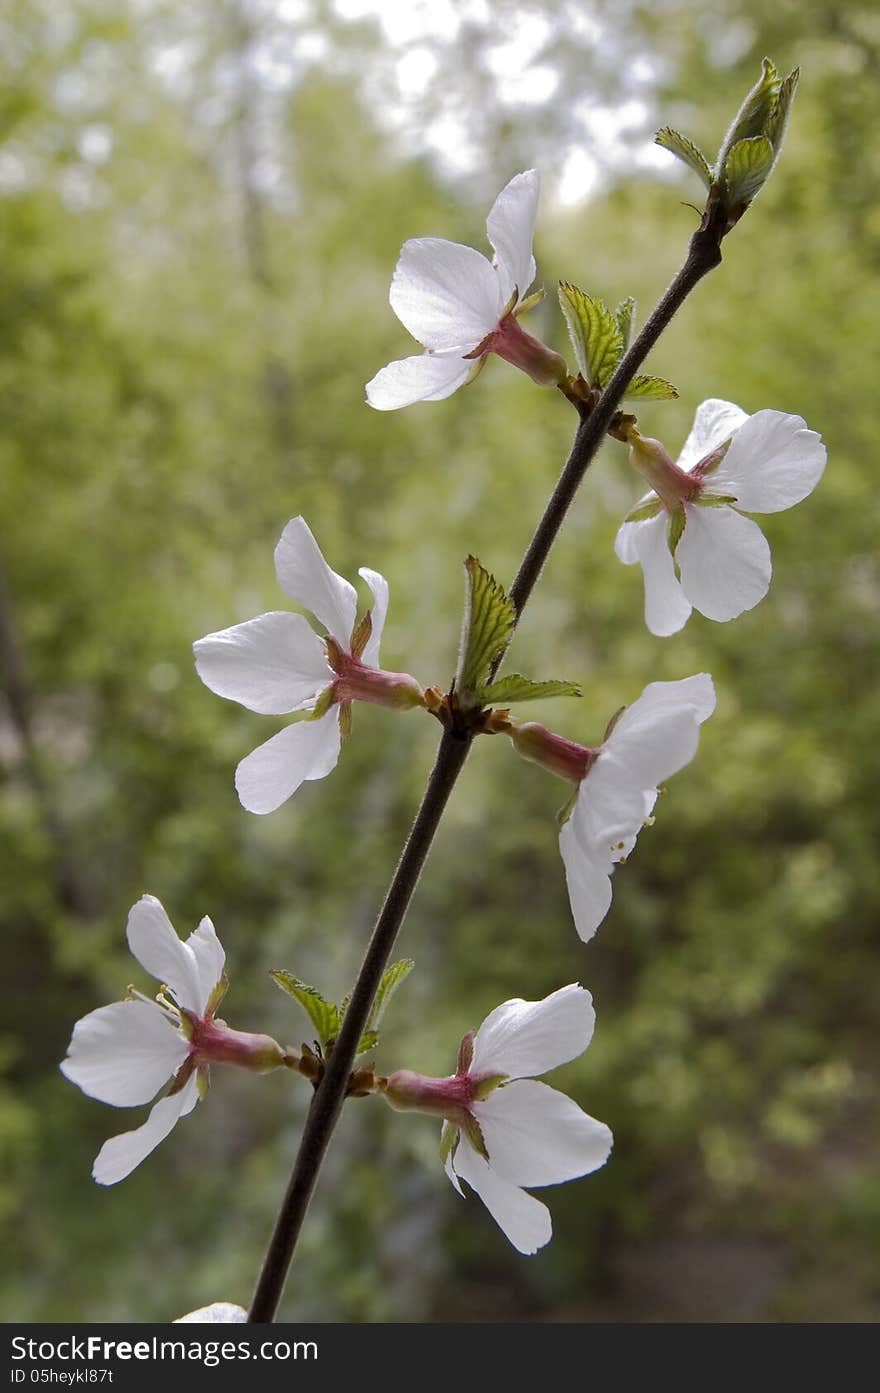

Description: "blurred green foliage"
1 0 878 1322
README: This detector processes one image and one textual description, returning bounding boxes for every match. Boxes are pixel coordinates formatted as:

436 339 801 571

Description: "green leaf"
558 282 623 386
716 57 781 172
654 127 713 189
765 67 799 154
615 296 637 350
478 674 582 704
723 135 775 207
455 556 516 700
270 971 340 1046
355 1029 379 1056
366 958 415 1033
622 374 679 402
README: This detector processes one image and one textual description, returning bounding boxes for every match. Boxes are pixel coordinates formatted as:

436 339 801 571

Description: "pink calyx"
182 1011 289 1074
469 312 567 387
626 424 703 511
325 639 425 711
509 721 596 785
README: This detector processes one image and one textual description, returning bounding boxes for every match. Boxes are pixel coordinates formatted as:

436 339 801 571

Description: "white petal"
365 352 473 410
677 398 750 474
92 1074 200 1186
193 612 331 715
708 409 827 513
558 816 614 943
602 674 716 788
451 1143 552 1255
615 512 692 637
486 169 539 307
274 517 358 648
389 237 502 351
174 1304 248 1324
185 916 226 1011
575 765 658 864
677 504 771 621
235 709 341 815
357 567 389 669
126 895 204 1014
475 1080 613 1187
60 1000 188 1107
471 984 595 1080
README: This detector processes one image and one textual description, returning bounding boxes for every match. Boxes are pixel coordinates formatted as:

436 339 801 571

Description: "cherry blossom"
510 675 716 942
174 1303 248 1323
194 516 424 815
614 400 827 636
366 170 566 410
60 896 288 1184
384 984 611 1254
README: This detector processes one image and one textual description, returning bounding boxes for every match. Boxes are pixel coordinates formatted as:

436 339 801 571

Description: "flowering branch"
503 210 725 630
247 203 731 1324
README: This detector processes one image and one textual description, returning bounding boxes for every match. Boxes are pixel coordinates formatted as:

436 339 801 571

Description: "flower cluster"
61 130 824 1289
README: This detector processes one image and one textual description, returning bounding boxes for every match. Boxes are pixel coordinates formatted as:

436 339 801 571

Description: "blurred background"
1 0 878 1323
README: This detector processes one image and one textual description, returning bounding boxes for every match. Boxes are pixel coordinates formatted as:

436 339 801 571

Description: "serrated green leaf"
478 674 582 704
723 135 775 207
558 282 623 386
355 1029 379 1056
455 556 516 700
716 57 780 173
270 971 340 1046
366 958 415 1033
624 497 664 524
765 67 799 154
615 296 637 350
622 374 679 402
654 127 713 189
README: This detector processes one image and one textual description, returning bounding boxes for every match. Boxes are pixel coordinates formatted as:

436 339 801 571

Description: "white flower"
385 984 612 1255
174 1303 248 1323
366 170 566 410
61 896 286 1185
559 675 716 941
194 516 423 815
510 675 716 943
615 400 827 636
